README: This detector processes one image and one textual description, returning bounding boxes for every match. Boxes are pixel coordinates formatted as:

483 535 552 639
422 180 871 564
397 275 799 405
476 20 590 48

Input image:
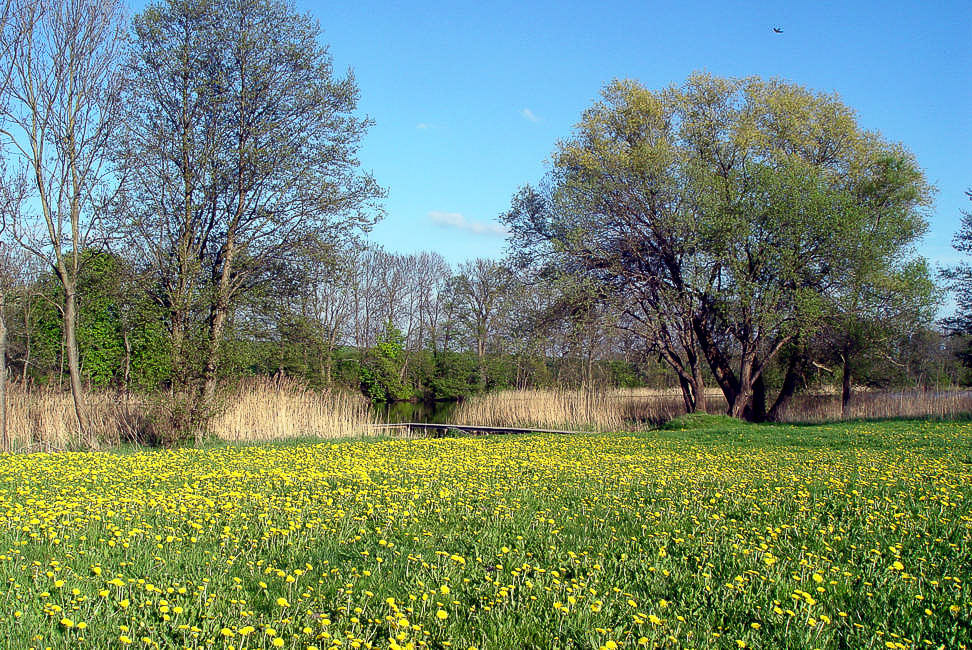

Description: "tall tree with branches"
0 0 127 447
117 0 384 439
940 189 972 364
507 74 934 420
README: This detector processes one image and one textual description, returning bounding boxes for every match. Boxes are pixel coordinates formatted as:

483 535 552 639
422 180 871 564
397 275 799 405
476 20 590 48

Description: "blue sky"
291 1 972 266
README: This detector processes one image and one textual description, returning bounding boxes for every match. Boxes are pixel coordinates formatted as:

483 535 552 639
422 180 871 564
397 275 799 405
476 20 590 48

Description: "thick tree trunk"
767 355 803 422
677 375 694 412
63 285 90 447
693 316 741 410
728 383 751 418
199 303 227 440
750 374 767 422
727 351 755 419
676 371 707 414
198 241 236 443
689 346 706 413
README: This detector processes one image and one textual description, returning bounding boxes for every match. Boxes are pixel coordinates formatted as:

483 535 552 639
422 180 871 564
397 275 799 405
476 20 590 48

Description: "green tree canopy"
504 73 935 419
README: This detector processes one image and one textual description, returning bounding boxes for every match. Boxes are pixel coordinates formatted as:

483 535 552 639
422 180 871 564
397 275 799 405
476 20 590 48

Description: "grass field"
0 417 969 649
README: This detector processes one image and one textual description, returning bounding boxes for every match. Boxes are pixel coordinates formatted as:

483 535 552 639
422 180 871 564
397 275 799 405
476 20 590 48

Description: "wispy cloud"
416 122 431 130
428 211 509 236
520 107 540 123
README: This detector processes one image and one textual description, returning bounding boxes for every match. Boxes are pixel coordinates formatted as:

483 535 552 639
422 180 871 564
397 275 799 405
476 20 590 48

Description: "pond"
371 400 459 424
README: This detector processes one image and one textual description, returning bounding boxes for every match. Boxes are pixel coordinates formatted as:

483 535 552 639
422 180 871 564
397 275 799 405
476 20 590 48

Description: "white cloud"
520 107 540 123
428 211 509 236
416 122 430 130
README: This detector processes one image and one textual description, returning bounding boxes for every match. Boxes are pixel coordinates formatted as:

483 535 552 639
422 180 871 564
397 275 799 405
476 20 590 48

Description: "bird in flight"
773 27 783 33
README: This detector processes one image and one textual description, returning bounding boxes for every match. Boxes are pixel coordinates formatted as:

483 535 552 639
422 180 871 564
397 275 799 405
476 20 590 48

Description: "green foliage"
359 322 412 402
605 360 643 388
76 251 125 387
509 73 936 419
127 313 172 391
425 351 481 400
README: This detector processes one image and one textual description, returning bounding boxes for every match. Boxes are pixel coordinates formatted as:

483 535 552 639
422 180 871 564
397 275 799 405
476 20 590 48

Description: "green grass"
0 418 968 649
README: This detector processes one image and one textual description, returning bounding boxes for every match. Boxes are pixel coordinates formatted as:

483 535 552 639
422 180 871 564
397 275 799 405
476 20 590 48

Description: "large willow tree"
504 73 934 420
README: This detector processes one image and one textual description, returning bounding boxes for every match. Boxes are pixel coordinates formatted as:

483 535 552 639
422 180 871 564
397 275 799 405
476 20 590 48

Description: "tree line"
0 0 969 447
0 244 664 390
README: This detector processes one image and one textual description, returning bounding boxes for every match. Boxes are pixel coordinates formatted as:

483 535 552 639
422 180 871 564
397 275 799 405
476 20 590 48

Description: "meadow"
0 416 969 649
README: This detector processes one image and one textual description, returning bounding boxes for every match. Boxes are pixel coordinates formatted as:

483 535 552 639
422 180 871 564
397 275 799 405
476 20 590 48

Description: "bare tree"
0 0 126 447
302 246 356 386
451 259 510 387
113 0 222 391
118 0 384 439
414 251 451 356
0 0 18 451
0 174 31 451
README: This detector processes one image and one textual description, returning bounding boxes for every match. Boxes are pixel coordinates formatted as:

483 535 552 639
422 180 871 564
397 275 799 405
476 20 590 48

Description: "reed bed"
777 389 972 423
2 381 971 451
209 377 377 442
1 382 145 451
452 388 695 430
454 387 972 431
0 377 378 451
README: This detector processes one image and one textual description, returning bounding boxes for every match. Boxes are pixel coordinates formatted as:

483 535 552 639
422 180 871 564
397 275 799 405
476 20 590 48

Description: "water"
371 400 459 424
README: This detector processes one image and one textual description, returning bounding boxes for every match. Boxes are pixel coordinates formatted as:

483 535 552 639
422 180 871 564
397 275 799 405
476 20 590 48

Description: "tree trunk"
767 354 803 422
21 300 30 384
693 313 739 406
840 350 852 419
688 346 706 413
199 303 228 442
122 330 131 393
677 375 694 413
170 312 186 388
750 374 767 422
675 371 707 414
0 290 7 452
63 285 89 447
729 384 751 418
726 350 755 419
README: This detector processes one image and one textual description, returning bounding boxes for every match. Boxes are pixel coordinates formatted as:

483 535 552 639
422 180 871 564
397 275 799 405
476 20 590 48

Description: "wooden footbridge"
370 422 585 437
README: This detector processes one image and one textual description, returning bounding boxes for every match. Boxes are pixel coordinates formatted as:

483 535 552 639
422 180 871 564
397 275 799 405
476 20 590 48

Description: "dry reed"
2 382 146 451
452 388 691 431
0 377 379 451
774 390 972 423
2 380 970 451
209 377 377 442
454 387 972 431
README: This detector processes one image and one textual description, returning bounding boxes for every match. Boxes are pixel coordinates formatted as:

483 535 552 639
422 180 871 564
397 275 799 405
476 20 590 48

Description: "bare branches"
0 0 127 446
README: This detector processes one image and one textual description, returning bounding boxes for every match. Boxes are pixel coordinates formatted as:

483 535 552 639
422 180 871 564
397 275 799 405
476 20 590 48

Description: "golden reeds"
772 390 972 423
1 382 146 451
0 377 378 451
1 380 970 451
452 388 691 431
453 387 972 431
209 376 377 442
